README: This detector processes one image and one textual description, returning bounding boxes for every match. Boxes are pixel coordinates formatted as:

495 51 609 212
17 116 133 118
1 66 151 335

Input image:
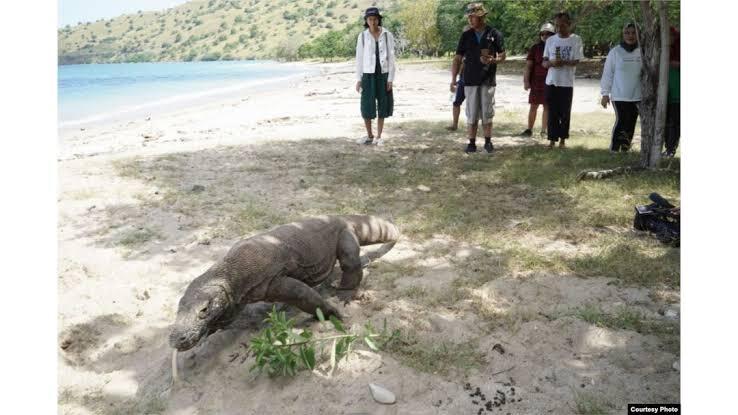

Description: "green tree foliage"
433 0 680 57
201 50 222 61
274 37 302 61
128 52 156 62
184 49 198 61
397 0 441 56
298 19 362 61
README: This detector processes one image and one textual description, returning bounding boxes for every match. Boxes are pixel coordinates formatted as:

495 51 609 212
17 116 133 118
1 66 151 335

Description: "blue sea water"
58 61 313 127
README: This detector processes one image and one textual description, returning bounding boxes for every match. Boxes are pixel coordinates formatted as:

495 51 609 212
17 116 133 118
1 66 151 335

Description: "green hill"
58 0 388 64
59 0 679 65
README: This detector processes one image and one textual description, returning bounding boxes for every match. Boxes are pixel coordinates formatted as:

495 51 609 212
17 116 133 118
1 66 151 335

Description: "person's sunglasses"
540 32 552 36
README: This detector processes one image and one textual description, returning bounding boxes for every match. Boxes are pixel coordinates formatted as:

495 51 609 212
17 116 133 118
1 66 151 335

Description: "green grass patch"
230 200 289 237
572 390 614 415
473 301 537 333
570 235 680 287
111 159 145 179
385 330 485 376
576 304 643 331
115 227 160 247
573 304 680 354
396 286 429 301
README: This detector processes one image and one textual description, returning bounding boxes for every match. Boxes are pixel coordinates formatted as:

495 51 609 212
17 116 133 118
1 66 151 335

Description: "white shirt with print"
543 33 583 87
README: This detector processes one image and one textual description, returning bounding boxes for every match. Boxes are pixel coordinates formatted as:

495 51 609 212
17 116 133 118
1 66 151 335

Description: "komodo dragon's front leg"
335 228 363 304
266 276 342 319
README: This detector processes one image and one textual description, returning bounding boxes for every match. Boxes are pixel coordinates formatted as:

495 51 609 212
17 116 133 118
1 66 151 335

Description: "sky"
58 0 190 27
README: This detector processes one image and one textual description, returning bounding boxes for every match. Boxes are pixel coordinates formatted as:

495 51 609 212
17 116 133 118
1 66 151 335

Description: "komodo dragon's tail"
341 215 400 268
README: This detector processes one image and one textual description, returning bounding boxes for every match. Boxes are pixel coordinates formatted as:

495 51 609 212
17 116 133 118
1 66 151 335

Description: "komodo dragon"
169 214 399 351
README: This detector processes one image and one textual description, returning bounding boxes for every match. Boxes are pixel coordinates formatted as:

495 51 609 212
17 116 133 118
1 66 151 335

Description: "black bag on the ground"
633 193 680 247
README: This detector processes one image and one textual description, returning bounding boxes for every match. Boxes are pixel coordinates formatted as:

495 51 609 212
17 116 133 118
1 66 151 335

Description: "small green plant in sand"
249 306 399 377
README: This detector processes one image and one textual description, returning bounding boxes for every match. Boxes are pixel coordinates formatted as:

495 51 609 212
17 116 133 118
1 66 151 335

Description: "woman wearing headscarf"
600 22 642 152
355 7 396 146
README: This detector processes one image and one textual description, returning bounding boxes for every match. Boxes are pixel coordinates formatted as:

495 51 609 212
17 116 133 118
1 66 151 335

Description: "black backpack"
633 193 680 247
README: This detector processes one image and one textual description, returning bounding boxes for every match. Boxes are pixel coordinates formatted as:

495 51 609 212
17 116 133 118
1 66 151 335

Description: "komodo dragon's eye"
197 304 210 319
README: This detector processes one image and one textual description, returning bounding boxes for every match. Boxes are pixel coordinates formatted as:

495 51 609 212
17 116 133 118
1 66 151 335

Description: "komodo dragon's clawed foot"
335 289 358 306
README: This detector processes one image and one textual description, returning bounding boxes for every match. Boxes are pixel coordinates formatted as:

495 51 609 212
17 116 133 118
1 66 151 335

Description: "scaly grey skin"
169 215 399 351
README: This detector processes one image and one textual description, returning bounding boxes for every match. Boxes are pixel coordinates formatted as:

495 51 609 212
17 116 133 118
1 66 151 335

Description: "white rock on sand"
369 383 397 404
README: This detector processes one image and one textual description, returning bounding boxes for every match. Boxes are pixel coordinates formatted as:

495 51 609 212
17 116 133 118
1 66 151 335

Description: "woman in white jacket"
600 22 642 152
355 7 396 146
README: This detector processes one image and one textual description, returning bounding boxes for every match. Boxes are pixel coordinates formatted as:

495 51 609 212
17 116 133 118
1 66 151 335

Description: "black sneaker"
484 141 494 153
465 143 477 153
520 129 532 137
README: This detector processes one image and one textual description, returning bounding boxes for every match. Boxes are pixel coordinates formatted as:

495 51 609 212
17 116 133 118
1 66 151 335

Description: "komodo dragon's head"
169 283 233 351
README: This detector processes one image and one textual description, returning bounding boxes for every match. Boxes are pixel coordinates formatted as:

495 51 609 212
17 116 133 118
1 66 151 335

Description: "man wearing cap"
355 7 396 146
451 2 506 153
521 23 555 138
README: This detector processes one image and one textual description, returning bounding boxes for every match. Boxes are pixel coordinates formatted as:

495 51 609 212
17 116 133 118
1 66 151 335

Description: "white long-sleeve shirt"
355 28 396 82
600 45 642 101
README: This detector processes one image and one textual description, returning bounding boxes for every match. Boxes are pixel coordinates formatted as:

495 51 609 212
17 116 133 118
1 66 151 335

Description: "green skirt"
360 72 394 119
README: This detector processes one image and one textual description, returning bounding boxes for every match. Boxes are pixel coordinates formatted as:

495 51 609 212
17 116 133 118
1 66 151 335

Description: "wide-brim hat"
465 2 487 17
364 7 382 19
540 23 555 34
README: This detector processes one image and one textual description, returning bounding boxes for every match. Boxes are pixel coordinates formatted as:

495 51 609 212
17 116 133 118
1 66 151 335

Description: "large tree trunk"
638 0 670 169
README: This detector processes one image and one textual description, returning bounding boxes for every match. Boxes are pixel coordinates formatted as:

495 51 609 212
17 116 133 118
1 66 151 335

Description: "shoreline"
57 61 608 161
58 61 320 134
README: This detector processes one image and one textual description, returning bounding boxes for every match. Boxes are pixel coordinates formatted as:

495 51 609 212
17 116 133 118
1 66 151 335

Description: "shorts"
360 72 394 119
453 79 466 107
464 85 496 125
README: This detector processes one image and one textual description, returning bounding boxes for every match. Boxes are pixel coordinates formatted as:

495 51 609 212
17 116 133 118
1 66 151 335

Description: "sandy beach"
57 61 678 414
58 60 609 161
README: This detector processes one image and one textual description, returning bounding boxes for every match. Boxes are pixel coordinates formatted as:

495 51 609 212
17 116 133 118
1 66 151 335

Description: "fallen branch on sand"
491 366 516 377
